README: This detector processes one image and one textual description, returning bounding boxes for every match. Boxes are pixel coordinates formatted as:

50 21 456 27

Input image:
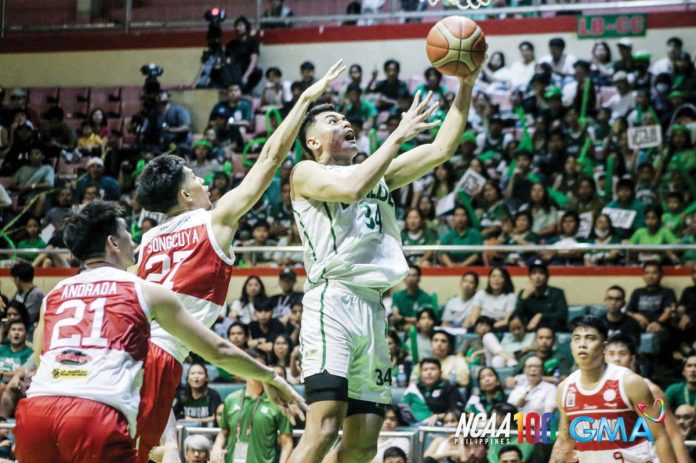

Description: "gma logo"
569 416 654 443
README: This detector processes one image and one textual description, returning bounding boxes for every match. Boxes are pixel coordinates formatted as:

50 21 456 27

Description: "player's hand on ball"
303 59 346 101
264 374 307 425
394 90 440 142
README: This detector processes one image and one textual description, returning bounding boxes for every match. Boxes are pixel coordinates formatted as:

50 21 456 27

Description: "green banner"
577 14 646 39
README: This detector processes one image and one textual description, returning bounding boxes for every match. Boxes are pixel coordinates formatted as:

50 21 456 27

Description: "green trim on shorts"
292 209 317 261
322 203 338 253
319 280 329 371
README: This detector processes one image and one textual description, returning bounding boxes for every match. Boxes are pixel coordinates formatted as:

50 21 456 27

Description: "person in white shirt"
441 271 479 328
541 37 577 80
604 71 635 121
650 36 683 76
509 41 538 90
482 314 534 368
469 266 517 329
410 330 470 387
507 355 557 415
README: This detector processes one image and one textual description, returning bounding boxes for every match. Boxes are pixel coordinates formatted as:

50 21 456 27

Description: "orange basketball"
426 16 487 78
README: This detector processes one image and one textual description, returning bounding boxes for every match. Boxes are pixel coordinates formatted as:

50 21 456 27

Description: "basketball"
426 16 487 78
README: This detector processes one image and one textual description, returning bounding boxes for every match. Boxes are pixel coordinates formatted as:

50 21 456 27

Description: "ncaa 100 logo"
454 412 557 445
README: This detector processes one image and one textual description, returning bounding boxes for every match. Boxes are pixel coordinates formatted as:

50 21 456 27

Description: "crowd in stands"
0 17 694 463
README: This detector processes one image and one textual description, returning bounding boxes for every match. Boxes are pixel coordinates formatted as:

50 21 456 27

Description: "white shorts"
300 281 392 405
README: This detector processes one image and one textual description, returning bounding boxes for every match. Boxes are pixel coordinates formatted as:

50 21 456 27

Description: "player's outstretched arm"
624 371 678 463
384 67 481 191
291 90 438 203
212 60 346 229
549 380 578 463
143 281 306 422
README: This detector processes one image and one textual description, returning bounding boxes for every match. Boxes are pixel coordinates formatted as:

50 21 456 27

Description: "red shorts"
15 396 137 463
135 342 182 462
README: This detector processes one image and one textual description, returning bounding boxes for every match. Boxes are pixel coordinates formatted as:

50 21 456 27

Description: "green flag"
456 191 481 228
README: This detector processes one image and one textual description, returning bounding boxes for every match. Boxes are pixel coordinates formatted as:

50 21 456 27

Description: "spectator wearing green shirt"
401 358 464 424
604 178 646 240
629 206 680 265
665 355 696 411
0 320 32 384
683 216 696 264
391 264 434 330
16 216 46 262
209 84 253 131
662 191 686 234
513 260 568 332
211 349 294 463
401 208 438 267
413 67 448 104
506 325 570 388
341 84 377 131
438 205 483 267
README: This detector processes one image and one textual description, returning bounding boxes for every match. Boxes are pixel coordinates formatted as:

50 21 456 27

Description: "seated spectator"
188 139 220 181
43 187 74 231
626 261 677 333
183 435 212 463
260 67 291 109
88 108 111 140
40 106 76 158
441 271 478 328
601 285 642 345
284 301 302 345
173 363 222 426
0 120 37 176
9 262 43 324
158 90 192 154
542 211 586 266
603 178 646 240
269 334 299 384
225 275 267 326
519 184 558 239
412 330 470 388
663 191 686 235
15 217 46 262
469 266 516 330
0 301 31 345
382 446 408 463
503 210 538 266
368 59 410 112
413 308 437 361
422 162 456 201
438 206 483 267
567 176 605 220
676 267 696 343
372 405 411 463
248 297 286 353
74 157 120 201
212 349 294 462
216 322 249 382
590 41 614 82
675 404 696 461
478 181 510 240
503 150 534 209
0 321 32 390
507 355 557 415
208 106 245 152
464 367 507 415
665 355 696 412
497 314 535 361
513 260 568 332
422 410 464 461
401 208 437 267
414 67 447 103
226 16 263 93
341 84 377 131
402 358 465 424
562 60 597 117
243 222 278 266
9 147 54 203
635 163 657 208
629 206 680 265
387 330 412 386
76 120 104 156
262 0 293 28
391 264 433 330
508 325 570 388
459 316 494 368
269 268 303 322
584 213 621 265
210 84 253 131
541 37 576 79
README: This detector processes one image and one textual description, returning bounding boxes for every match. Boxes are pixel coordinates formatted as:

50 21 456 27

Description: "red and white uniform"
137 208 235 363
15 267 151 463
562 363 652 463
135 208 234 461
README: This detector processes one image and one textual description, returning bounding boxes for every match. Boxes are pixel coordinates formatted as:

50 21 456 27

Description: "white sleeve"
504 293 517 314
0 184 11 207
507 386 523 406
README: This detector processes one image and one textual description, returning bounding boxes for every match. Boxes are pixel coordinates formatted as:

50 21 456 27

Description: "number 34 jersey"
28 267 152 435
292 164 409 293
137 209 235 363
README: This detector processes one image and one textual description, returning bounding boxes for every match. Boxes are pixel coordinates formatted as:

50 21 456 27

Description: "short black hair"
519 41 534 51
10 262 34 283
254 297 274 311
136 155 186 213
549 37 565 49
384 59 400 73
420 357 441 370
408 263 422 277
569 315 609 341
498 445 523 460
300 60 315 71
227 322 249 338
234 16 251 32
6 300 31 327
462 271 479 287
265 67 282 79
345 83 362 95
417 307 437 322
667 36 683 48
616 177 635 192
642 260 662 272
246 348 268 364
607 333 638 356
475 315 495 328
667 191 684 202
606 285 626 299
383 446 407 461
63 200 124 262
298 103 338 157
7 319 28 333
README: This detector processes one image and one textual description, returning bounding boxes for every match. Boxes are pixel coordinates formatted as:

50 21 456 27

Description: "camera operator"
196 8 235 89
226 16 262 94
158 90 192 154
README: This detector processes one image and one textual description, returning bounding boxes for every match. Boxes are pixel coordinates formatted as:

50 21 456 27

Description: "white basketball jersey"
292 164 408 292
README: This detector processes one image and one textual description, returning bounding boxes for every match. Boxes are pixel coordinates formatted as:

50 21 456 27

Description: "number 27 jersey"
292 164 408 292
137 208 236 363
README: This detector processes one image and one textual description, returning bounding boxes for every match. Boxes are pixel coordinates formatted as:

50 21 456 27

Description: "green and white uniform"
292 164 409 404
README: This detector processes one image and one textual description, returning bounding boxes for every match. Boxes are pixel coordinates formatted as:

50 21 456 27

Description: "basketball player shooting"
286 58 481 462
551 316 676 463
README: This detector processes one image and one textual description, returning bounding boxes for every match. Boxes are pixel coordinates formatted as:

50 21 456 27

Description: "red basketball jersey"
137 208 235 363
28 267 151 435
562 363 652 463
